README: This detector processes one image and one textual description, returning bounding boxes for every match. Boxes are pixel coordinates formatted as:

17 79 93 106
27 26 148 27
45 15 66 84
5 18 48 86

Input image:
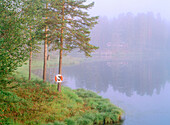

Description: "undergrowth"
0 77 123 125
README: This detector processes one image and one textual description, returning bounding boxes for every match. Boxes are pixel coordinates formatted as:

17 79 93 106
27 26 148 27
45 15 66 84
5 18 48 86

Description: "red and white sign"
55 74 63 83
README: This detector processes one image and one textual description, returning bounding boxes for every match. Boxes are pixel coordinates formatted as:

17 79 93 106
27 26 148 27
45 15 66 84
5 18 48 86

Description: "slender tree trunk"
43 26 47 82
43 3 48 82
29 26 32 81
29 47 32 80
57 0 65 92
57 47 63 92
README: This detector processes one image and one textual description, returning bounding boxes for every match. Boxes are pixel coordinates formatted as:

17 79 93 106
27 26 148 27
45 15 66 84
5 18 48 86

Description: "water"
33 57 170 125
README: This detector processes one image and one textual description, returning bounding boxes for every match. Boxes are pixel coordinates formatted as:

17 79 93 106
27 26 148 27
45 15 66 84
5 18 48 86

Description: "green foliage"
47 0 99 56
0 118 21 125
64 118 76 125
74 89 124 124
62 87 83 103
74 88 102 98
0 89 23 103
82 112 96 121
21 0 45 51
93 113 105 124
53 121 66 125
0 0 30 85
0 0 44 85
77 117 93 125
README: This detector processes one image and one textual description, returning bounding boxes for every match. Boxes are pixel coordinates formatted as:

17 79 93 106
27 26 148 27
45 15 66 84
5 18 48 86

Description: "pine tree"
21 0 44 80
48 0 99 92
43 2 48 82
36 0 52 82
34 0 51 82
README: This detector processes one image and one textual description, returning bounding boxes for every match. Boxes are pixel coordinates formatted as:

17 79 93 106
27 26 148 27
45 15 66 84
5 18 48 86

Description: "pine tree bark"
43 27 47 82
43 3 48 82
57 0 64 92
57 47 63 92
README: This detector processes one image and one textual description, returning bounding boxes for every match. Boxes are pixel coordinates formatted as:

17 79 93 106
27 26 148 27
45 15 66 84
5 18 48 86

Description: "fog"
90 12 170 57
85 0 170 58
87 0 170 20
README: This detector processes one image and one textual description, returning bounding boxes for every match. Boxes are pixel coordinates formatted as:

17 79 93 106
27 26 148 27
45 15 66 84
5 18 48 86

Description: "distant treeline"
91 12 170 54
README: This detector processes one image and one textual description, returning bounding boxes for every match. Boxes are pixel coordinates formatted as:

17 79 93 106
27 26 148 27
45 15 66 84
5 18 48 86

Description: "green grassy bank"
0 77 123 125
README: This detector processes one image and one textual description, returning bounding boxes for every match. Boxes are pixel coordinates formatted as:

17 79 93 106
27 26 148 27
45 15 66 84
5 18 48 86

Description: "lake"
33 56 170 125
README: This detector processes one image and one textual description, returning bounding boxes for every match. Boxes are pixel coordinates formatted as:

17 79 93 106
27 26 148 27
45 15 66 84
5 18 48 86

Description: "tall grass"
0 78 123 125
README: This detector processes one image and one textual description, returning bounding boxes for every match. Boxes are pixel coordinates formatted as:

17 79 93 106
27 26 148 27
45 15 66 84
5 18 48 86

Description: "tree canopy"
0 0 29 85
48 0 99 56
0 0 44 85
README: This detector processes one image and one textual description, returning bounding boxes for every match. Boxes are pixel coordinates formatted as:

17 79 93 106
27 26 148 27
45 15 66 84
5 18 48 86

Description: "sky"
86 0 170 20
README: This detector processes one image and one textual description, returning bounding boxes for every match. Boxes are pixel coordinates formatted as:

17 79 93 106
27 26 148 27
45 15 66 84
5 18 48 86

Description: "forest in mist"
91 12 170 55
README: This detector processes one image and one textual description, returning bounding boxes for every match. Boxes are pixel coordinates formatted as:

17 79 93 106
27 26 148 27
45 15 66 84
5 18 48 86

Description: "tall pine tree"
43 2 48 82
35 0 51 82
48 0 98 92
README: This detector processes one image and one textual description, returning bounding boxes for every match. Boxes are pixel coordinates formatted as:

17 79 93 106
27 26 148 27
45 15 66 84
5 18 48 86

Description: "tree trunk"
43 26 47 82
29 26 32 81
57 0 64 92
43 3 48 82
29 47 32 80
57 48 63 92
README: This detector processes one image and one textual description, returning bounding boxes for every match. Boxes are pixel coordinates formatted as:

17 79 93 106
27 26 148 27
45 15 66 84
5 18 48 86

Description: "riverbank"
0 77 124 125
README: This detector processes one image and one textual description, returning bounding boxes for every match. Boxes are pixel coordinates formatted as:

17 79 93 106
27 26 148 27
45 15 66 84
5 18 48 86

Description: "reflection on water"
63 59 169 96
32 58 170 125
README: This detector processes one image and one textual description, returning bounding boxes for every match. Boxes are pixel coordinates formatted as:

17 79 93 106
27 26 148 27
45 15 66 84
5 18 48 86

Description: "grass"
0 77 124 125
13 55 85 80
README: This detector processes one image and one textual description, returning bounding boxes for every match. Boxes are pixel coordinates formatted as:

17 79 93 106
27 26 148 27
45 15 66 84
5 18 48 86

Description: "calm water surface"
33 57 170 125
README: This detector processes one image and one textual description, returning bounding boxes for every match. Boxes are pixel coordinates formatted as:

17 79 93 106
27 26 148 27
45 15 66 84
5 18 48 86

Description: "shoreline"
0 77 124 125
